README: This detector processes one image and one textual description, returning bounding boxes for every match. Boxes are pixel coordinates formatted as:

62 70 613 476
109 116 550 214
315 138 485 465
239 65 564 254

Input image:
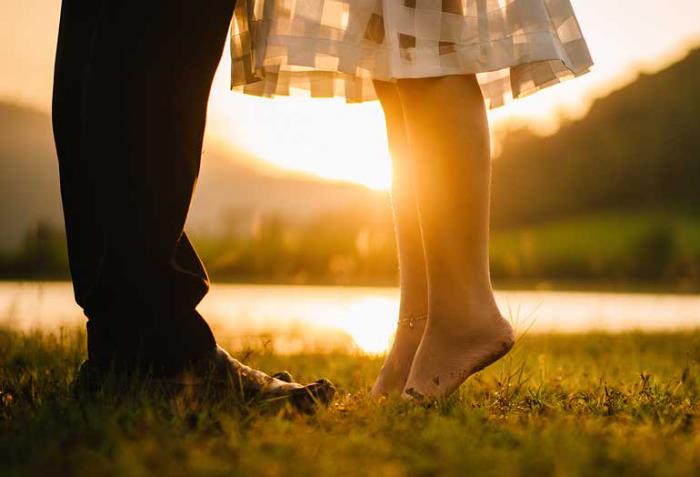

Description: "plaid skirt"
231 0 593 108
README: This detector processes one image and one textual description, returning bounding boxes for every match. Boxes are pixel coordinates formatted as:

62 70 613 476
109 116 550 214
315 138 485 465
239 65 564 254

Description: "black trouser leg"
52 0 237 376
53 0 104 319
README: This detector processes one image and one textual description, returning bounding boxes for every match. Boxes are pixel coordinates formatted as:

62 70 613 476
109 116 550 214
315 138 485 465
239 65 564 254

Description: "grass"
2 327 700 476
490 209 700 286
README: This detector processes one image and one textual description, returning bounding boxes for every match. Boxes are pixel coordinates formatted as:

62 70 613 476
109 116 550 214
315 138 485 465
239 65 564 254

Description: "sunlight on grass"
1 327 700 476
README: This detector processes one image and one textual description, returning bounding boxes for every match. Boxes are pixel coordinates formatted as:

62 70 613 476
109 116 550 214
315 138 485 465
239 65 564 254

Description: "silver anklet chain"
397 312 428 329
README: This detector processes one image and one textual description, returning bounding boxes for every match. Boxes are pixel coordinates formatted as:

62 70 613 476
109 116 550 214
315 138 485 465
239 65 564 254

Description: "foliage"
0 222 68 279
2 209 699 289
491 49 700 227
489 209 700 286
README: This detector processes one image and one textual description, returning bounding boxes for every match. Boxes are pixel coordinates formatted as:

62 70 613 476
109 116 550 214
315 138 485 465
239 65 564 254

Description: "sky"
2 0 700 190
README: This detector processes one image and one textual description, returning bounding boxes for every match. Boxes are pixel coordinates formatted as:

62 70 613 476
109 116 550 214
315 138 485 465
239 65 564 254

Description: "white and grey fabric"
231 0 593 108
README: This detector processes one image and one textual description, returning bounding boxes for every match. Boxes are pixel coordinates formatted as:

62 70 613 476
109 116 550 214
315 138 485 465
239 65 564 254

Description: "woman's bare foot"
371 313 427 396
402 310 514 402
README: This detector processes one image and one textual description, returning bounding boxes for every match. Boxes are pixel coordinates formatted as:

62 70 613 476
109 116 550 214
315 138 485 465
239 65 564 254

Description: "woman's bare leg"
371 80 429 396
396 75 514 400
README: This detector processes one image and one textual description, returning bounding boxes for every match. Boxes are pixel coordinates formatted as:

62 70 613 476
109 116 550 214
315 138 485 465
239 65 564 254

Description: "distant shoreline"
2 278 698 295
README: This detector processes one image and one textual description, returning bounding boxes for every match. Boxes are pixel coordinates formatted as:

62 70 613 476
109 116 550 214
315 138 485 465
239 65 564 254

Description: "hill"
0 103 63 250
491 48 700 227
2 47 699 257
0 102 387 250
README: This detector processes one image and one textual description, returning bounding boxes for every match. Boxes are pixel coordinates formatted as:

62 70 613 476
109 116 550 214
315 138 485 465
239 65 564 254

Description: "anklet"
397 313 428 329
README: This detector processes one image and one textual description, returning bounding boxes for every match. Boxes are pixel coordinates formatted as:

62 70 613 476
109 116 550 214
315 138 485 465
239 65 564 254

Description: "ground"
1 327 700 476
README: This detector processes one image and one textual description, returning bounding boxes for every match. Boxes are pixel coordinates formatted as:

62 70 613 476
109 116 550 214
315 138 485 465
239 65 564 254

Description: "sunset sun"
209 72 394 190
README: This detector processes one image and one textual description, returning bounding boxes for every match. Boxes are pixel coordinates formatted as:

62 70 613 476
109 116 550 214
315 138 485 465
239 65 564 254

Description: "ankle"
427 301 506 336
399 289 428 317
397 299 428 326
397 311 428 332
430 294 501 318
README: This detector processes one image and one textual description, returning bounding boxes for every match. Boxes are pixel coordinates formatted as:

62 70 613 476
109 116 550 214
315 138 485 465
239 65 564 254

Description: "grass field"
490 209 700 286
2 327 700 476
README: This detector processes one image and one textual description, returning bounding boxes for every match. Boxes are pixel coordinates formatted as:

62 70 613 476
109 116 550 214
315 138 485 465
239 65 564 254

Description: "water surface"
1 282 699 353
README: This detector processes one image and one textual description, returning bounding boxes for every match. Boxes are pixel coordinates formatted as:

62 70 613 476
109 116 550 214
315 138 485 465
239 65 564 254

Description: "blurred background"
1 0 700 352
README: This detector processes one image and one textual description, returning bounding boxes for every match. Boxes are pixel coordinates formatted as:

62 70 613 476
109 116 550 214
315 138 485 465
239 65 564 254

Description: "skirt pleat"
231 0 593 108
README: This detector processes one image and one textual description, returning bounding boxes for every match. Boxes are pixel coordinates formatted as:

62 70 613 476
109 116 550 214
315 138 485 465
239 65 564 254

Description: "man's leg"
53 0 104 318
53 0 237 376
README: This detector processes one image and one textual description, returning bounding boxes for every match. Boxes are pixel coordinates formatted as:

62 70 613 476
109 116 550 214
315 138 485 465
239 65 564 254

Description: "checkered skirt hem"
231 0 593 108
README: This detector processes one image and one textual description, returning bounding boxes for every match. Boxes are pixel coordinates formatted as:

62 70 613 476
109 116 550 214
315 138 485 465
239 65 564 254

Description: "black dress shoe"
183 346 335 412
74 346 335 413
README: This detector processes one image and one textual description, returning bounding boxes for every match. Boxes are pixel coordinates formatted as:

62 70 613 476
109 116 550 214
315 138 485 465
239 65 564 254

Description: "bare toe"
371 313 427 397
402 315 514 400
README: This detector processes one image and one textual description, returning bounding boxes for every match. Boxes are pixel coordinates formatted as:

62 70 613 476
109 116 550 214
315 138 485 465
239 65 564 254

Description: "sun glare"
209 75 393 190
3 0 700 194
207 45 595 191
205 7 700 191
207 76 579 190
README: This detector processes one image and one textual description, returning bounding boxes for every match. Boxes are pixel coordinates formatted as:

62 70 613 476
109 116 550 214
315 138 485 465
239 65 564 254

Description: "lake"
1 282 699 354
